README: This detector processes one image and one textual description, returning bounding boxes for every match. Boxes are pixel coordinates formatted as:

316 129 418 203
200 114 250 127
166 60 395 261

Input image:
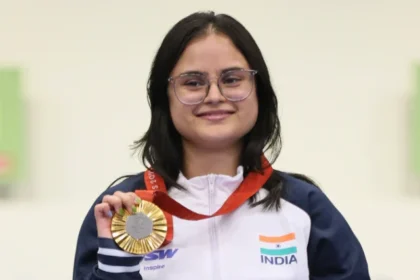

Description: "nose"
203 79 225 104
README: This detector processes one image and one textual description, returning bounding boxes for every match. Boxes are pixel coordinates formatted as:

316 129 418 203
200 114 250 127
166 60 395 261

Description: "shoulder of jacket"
104 172 146 195
274 170 326 215
275 170 320 194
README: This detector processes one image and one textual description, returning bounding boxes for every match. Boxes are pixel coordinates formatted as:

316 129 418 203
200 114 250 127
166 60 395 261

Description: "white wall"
1 0 419 279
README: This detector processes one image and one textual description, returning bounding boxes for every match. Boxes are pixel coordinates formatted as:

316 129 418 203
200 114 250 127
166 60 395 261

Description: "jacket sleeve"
73 197 143 280
307 189 370 280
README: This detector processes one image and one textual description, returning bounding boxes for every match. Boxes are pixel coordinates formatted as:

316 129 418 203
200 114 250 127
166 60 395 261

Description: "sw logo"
144 248 179 261
259 233 298 265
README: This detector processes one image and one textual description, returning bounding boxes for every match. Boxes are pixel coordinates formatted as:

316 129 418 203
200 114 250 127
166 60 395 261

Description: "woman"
73 11 370 280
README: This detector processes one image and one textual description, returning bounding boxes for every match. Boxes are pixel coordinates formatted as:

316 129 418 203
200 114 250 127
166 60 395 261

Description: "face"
168 33 258 150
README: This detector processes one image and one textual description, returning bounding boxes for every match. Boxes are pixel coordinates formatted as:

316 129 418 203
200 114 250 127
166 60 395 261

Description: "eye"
223 76 241 84
184 79 205 87
221 74 244 86
178 75 207 88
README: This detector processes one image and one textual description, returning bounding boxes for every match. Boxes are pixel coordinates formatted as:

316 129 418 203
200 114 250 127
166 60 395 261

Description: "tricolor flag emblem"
259 233 298 265
259 232 297 256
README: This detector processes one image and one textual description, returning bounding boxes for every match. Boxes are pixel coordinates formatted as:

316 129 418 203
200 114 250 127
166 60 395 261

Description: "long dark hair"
132 11 316 210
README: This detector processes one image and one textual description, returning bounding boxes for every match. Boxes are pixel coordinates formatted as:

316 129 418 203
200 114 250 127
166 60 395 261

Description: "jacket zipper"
208 174 221 280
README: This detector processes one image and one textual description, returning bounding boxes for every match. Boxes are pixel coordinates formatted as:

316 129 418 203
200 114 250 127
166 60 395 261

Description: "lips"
196 110 234 117
196 110 234 121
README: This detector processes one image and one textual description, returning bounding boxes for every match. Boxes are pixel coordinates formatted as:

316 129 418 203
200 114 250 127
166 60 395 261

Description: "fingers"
94 202 112 219
102 194 123 215
94 192 142 239
102 191 141 215
94 202 113 238
114 191 140 214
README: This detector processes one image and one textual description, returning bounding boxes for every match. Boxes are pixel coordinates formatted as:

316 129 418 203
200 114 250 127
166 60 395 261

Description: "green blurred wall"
412 64 420 175
0 68 25 184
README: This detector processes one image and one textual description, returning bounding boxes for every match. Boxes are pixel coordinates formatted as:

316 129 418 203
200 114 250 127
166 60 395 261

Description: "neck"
182 142 242 178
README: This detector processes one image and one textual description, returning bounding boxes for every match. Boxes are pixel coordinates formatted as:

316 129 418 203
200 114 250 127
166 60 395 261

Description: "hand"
94 191 141 238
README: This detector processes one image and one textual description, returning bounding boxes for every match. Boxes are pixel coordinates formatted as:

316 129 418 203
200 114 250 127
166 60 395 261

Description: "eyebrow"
179 66 245 76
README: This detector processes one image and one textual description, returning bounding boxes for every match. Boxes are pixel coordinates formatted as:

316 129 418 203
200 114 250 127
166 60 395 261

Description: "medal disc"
111 199 167 255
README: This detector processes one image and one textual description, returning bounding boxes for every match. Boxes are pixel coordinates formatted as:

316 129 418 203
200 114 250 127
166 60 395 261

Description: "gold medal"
111 199 167 255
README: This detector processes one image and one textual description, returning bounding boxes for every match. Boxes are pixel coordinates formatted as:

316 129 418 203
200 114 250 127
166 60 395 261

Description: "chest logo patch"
259 233 298 265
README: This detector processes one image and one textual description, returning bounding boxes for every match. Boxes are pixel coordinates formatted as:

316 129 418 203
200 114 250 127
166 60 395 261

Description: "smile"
196 110 234 121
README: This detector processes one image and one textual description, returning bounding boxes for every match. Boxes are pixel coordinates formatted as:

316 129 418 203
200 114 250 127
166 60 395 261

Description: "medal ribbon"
135 156 273 247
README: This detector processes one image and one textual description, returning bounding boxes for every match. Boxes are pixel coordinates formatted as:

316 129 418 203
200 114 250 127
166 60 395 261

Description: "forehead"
171 33 250 76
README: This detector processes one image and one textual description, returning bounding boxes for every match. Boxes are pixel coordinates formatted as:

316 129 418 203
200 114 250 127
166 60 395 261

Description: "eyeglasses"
168 69 258 105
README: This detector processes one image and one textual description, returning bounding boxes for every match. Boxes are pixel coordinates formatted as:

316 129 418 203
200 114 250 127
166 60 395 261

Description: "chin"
195 130 245 149
202 133 237 142
198 138 240 150
178 123 252 149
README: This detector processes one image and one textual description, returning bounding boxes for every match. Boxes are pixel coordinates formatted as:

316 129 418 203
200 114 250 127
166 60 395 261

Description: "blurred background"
0 0 419 279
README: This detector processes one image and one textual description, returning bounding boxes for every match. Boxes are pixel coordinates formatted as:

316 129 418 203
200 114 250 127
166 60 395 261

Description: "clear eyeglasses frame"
168 68 258 105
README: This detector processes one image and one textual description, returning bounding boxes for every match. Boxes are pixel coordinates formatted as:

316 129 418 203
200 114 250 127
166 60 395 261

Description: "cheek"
169 93 194 132
169 94 182 123
240 93 259 126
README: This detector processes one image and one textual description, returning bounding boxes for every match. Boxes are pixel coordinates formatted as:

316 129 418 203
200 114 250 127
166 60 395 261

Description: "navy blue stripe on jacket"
73 175 145 280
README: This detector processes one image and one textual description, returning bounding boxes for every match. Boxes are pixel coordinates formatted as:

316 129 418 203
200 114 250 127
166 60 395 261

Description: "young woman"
73 11 370 280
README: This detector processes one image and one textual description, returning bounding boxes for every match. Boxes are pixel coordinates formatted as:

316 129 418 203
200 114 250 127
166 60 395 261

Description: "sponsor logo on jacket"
144 248 179 261
142 248 179 271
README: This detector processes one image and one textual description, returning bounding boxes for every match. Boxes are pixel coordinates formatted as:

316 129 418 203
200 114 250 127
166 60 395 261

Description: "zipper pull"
208 174 216 192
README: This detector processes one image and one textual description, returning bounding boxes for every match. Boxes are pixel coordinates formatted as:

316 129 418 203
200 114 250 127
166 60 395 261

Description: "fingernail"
119 208 125 216
107 210 113 218
132 205 137 213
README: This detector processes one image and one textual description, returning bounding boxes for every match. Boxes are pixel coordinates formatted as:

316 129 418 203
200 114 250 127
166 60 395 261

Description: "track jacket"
73 167 370 279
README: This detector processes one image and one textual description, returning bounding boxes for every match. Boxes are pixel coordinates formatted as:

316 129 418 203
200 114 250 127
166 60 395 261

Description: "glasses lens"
174 74 207 104
219 70 254 101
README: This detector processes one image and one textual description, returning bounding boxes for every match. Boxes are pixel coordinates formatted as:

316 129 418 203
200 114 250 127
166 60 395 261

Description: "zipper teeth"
208 175 221 280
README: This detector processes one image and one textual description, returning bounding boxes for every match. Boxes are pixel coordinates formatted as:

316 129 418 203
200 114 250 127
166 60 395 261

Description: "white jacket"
73 168 370 280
